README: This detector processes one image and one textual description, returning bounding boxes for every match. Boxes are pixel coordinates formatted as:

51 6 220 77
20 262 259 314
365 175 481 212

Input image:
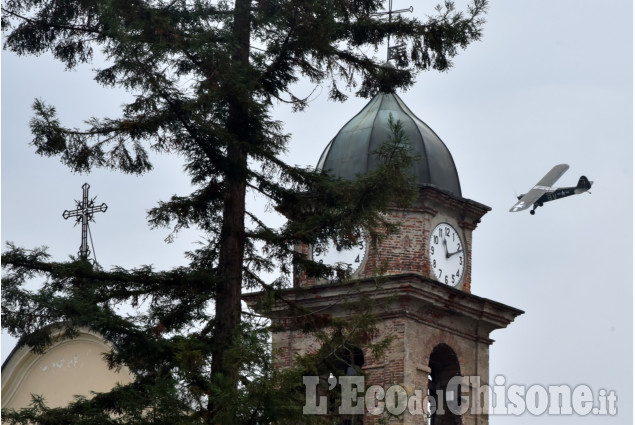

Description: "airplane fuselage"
531 186 577 206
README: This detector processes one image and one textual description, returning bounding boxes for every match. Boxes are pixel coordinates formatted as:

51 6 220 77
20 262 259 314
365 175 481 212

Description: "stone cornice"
244 273 523 339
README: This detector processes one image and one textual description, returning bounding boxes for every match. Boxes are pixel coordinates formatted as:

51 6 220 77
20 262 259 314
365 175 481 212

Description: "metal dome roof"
317 92 462 196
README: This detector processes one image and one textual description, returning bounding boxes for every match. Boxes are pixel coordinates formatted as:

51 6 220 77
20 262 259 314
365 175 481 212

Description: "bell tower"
246 92 522 424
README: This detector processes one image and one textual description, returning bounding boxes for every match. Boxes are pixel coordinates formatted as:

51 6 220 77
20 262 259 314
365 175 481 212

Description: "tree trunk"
209 0 251 419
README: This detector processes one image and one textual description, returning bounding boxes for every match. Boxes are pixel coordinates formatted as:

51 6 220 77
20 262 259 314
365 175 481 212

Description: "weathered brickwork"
364 210 428 278
300 188 487 293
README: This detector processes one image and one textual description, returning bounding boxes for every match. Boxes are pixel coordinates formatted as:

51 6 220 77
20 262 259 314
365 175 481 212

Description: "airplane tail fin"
575 176 592 193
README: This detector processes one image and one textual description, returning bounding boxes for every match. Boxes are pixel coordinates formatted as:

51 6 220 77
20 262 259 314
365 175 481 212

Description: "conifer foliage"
2 0 488 423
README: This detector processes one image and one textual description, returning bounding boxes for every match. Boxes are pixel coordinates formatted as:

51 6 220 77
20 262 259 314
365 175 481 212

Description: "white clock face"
429 223 465 286
312 232 367 280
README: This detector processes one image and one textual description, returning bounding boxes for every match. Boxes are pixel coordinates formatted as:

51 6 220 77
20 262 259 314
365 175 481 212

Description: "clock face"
429 222 465 286
312 232 367 280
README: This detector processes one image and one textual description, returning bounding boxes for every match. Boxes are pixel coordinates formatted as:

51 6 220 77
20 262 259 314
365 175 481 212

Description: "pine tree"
2 0 488 423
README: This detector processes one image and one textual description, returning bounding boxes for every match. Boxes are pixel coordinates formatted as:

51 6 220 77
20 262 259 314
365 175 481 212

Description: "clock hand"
448 248 464 258
442 237 449 258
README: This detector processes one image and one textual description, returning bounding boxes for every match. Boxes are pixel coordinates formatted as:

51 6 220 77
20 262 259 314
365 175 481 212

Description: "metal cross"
62 183 108 260
373 0 413 62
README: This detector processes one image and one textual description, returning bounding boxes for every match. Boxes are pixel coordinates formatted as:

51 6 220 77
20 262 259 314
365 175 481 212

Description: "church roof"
316 92 462 196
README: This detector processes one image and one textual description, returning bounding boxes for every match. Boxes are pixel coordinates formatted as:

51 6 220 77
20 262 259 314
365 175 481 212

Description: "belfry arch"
428 343 462 425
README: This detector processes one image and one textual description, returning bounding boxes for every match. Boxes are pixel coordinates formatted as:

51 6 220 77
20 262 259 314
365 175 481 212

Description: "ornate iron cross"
373 0 413 62
62 183 108 260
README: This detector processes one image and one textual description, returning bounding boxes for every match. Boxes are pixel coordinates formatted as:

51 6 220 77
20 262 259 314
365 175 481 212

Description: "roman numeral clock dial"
429 222 465 287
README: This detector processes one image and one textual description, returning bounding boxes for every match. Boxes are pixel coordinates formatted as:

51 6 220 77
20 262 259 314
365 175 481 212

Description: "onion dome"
317 92 461 196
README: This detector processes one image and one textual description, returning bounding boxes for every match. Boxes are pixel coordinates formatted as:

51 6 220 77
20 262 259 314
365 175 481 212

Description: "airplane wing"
534 163 569 187
509 164 569 212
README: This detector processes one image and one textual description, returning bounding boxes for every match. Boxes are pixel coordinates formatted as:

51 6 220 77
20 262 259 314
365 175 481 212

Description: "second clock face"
429 222 465 287
312 233 367 280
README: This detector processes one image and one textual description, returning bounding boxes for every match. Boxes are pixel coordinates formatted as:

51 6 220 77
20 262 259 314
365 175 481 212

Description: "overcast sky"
1 1 633 423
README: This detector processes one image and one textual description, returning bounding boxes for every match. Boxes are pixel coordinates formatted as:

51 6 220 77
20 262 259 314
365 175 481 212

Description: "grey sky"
1 1 632 423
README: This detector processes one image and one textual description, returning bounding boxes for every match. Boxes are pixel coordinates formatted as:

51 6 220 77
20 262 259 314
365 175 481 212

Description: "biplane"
509 164 593 215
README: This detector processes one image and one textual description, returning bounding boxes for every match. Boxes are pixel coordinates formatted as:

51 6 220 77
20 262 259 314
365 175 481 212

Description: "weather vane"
62 183 108 261
373 0 414 62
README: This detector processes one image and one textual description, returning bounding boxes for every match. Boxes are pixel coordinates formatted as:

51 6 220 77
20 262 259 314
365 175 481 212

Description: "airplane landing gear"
530 202 542 215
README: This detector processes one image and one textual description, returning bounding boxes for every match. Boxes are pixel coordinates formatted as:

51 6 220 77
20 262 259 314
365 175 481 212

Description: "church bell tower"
246 92 523 424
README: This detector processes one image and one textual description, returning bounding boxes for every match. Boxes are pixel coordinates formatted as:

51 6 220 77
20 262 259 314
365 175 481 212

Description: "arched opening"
322 345 365 425
428 343 462 425
331 345 364 377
